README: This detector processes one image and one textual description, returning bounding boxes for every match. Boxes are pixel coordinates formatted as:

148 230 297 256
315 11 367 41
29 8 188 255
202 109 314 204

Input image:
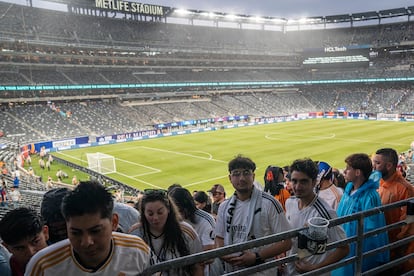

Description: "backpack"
264 166 284 196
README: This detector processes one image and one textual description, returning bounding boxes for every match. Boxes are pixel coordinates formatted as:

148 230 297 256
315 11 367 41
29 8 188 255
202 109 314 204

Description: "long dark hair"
140 190 191 272
169 187 197 224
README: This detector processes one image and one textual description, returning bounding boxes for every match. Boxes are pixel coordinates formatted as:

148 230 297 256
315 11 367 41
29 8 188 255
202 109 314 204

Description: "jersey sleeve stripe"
314 198 333 220
262 192 284 213
180 224 198 240
29 246 71 276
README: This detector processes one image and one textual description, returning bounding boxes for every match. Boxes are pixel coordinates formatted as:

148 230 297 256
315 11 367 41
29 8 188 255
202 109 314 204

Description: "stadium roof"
25 0 414 27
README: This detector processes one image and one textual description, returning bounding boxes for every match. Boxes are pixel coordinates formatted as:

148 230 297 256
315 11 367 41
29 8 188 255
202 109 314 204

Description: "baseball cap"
317 161 333 184
208 184 225 194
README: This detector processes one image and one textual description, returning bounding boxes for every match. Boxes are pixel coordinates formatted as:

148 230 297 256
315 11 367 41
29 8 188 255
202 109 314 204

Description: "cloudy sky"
6 0 414 19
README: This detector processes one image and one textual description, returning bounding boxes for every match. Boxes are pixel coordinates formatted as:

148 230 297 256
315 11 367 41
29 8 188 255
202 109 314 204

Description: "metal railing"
139 198 414 276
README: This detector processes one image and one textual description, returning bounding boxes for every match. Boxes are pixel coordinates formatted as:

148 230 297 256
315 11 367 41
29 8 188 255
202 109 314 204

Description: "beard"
380 169 390 179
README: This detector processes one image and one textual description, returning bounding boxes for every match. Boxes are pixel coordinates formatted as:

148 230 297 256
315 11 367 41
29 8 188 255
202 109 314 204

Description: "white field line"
108 146 216 161
115 157 161 172
184 174 228 188
108 145 224 163
187 151 213 159
140 146 226 163
183 166 264 188
112 171 163 189
131 171 161 177
55 151 87 163
265 132 406 146
55 151 162 188
117 146 229 187
265 133 336 140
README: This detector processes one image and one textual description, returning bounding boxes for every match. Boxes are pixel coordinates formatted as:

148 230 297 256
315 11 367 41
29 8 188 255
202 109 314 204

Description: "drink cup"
307 217 329 240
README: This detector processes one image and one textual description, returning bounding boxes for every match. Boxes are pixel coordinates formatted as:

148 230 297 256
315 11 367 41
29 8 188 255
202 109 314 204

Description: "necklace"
149 231 164 239
299 194 317 210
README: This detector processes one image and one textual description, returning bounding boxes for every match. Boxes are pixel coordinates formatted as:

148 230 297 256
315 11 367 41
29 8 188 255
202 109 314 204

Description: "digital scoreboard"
302 46 370 68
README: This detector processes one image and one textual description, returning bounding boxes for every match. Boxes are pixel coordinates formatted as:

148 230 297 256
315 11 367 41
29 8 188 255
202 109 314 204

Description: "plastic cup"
307 217 329 240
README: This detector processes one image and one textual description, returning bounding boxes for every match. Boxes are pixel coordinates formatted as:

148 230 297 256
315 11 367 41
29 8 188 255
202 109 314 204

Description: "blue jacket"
0 244 11 276
334 171 389 275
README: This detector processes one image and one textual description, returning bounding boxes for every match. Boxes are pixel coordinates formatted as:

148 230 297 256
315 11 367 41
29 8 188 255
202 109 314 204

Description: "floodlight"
175 9 191 15
271 18 287 24
251 16 264 23
225 14 237 20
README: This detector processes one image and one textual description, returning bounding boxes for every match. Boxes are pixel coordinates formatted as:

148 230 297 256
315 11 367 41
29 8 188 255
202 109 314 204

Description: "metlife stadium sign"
95 0 170 16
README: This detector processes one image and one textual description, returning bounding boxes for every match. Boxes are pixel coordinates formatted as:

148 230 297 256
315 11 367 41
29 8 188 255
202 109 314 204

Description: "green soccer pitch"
52 119 414 193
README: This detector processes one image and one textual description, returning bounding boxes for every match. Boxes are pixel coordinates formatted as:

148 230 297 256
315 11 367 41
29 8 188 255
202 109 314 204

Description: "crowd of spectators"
2 2 414 52
1 1 414 95
0 2 414 144
0 3 413 275
0 84 413 144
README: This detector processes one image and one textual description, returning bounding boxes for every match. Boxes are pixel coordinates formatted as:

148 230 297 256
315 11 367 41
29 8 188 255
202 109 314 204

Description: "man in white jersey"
215 155 292 275
285 158 349 275
315 161 343 210
25 181 151 276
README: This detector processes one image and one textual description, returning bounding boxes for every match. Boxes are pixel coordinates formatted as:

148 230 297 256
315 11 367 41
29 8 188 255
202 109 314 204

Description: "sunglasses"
143 189 168 196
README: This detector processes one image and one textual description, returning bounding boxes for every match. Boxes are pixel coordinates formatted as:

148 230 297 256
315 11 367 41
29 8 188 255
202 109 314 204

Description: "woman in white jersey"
139 189 204 276
169 187 223 275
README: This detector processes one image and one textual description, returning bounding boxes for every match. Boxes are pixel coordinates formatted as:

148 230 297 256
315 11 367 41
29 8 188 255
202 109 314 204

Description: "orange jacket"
274 189 291 211
378 171 414 272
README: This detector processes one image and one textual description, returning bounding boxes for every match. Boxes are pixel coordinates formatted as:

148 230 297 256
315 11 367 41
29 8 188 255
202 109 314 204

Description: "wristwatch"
254 252 264 265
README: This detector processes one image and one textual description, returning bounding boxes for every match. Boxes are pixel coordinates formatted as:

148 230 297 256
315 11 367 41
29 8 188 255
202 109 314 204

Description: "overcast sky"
5 0 414 19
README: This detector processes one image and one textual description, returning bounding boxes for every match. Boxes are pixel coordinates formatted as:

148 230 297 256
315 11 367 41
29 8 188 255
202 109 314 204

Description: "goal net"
86 152 116 175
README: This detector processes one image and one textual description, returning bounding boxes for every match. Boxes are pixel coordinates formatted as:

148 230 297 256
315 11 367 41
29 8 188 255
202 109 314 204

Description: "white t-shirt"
317 185 343 210
216 191 291 275
24 232 151 276
285 195 346 276
8 189 20 202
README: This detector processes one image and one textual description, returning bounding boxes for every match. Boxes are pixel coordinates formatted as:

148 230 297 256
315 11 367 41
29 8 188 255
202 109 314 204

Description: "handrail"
139 198 413 275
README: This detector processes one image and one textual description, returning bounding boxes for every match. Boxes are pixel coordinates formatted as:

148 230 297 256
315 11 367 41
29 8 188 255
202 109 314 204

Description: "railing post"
355 213 364 276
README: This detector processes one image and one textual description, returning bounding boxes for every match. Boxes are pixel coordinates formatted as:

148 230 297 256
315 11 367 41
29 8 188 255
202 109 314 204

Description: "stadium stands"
0 3 414 274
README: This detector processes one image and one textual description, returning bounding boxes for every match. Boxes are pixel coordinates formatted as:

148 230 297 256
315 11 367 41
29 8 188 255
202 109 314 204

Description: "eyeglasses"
143 189 168 196
230 170 253 177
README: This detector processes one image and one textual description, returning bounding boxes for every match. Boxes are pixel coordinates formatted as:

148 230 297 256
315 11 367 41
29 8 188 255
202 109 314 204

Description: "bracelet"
254 252 264 265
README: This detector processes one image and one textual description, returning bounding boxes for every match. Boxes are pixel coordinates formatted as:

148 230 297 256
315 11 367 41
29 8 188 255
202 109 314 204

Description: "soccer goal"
86 152 116 175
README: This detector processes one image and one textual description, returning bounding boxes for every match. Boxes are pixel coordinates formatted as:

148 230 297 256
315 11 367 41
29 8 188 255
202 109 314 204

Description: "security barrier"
140 198 414 276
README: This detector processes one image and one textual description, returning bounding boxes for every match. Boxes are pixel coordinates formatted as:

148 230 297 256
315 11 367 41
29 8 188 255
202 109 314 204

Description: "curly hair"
289 158 319 180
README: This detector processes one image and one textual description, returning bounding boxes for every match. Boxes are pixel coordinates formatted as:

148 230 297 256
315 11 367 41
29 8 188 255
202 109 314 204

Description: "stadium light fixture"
225 14 241 20
250 16 264 23
200 12 217 18
271 18 287 24
174 9 192 15
286 19 298 24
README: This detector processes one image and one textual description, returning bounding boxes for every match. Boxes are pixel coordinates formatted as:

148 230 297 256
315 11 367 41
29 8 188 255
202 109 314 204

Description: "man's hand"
221 251 256 267
295 259 317 273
